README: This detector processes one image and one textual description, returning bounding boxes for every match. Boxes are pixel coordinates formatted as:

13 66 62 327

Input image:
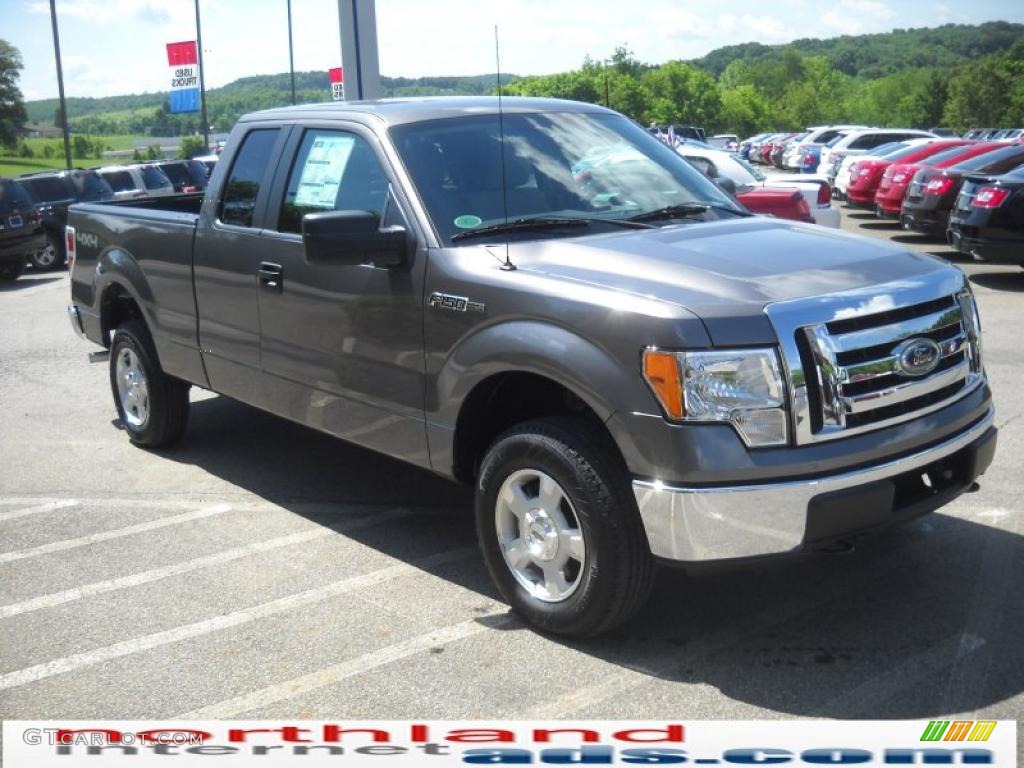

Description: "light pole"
48 0 72 170
194 0 210 152
287 0 296 104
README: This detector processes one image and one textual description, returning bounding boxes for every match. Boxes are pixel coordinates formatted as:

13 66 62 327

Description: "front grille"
799 295 977 436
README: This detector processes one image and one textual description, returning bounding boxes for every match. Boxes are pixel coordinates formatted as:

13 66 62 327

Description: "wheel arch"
433 320 651 483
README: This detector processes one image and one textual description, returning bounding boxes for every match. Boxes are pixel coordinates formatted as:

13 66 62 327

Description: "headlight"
642 348 789 447
957 291 983 373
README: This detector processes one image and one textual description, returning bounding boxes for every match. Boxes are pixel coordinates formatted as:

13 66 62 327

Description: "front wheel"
109 320 190 448
476 416 654 638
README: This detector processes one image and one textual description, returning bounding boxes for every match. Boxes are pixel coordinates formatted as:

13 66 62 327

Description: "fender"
427 319 661 476
95 247 156 340
93 247 208 387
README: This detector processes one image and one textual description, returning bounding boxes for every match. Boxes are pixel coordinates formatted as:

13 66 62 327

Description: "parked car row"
964 127 1024 141
830 136 1024 268
3 158 217 279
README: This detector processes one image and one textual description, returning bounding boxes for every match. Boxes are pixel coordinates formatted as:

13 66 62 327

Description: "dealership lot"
0 214 1021 737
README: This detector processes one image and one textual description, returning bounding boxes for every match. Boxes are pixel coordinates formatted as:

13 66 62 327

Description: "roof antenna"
494 24 515 271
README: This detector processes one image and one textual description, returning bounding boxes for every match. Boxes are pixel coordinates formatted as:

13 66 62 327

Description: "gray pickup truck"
67 98 996 638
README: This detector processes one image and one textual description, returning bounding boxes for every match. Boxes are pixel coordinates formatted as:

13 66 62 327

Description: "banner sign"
329 66 345 101
166 41 201 114
2 719 1017 766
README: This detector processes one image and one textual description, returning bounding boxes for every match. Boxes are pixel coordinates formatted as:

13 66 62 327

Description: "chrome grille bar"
828 305 962 353
841 360 970 413
764 269 983 445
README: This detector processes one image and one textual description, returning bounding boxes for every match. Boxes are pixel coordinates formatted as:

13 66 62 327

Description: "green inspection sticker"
454 214 482 229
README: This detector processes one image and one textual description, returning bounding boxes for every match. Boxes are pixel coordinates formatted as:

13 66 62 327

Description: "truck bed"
67 192 206 385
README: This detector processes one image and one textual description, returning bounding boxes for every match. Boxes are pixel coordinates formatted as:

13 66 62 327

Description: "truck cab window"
220 128 280 228
278 129 390 234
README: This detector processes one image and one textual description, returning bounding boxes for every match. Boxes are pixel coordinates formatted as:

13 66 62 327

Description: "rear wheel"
0 261 25 282
29 232 65 271
476 416 654 638
109 320 190 448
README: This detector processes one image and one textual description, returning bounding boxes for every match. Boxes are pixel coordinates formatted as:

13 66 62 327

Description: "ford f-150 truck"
67 98 997 638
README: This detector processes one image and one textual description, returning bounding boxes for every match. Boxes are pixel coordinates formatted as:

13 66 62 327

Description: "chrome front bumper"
67 304 85 340
633 407 996 562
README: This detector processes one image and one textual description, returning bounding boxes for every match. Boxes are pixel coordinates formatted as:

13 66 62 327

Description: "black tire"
0 260 25 282
476 416 654 638
29 232 65 271
109 320 190 448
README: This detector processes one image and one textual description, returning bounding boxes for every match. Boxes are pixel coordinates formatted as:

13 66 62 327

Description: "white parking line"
0 500 79 523
0 504 232 565
0 508 408 619
183 611 512 718
0 508 410 619
0 546 477 691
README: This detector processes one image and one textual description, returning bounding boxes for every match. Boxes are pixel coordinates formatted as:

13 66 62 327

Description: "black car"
154 159 209 193
902 144 1024 236
17 170 114 270
0 178 46 282
948 165 1024 266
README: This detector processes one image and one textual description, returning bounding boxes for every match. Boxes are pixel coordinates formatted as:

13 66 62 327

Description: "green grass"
1 135 152 178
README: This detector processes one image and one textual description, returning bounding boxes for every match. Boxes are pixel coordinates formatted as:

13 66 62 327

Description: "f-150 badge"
428 292 485 313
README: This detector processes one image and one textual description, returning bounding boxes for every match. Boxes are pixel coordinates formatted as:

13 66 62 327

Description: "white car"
94 164 175 201
819 128 938 178
675 143 840 228
832 138 937 199
782 125 869 170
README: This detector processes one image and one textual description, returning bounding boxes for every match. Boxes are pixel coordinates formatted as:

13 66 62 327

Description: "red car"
874 142 1007 218
846 140 971 207
736 187 814 223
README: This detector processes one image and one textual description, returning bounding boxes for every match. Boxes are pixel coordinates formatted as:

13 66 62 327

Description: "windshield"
390 112 741 245
953 145 1024 173
925 144 992 166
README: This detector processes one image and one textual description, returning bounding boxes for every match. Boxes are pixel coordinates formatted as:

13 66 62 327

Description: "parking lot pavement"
0 214 1021 747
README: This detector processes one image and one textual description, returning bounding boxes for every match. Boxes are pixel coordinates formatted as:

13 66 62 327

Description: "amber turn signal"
642 349 684 419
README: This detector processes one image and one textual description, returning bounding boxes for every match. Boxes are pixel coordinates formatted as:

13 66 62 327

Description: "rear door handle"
258 262 283 292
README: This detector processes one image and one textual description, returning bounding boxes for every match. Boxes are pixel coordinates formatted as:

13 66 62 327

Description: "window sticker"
454 214 482 229
294 135 356 209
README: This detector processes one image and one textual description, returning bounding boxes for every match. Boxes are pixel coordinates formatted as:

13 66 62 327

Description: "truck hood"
514 217 953 345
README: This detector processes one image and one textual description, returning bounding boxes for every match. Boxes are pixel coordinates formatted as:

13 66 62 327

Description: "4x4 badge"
428 292 485 313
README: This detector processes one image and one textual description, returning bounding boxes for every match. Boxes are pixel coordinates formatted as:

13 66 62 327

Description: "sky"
4 0 1024 103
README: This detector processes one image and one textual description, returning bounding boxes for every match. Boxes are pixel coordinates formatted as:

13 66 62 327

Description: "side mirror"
714 177 738 195
302 210 408 267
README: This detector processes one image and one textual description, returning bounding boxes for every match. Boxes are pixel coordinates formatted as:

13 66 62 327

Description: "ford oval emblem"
894 337 942 377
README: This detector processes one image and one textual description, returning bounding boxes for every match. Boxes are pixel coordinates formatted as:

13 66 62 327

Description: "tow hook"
815 540 856 555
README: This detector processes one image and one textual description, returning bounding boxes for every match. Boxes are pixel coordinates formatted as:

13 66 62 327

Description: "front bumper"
633 407 996 562
67 304 86 340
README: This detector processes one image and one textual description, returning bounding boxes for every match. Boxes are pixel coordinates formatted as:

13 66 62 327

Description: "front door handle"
258 262 283 292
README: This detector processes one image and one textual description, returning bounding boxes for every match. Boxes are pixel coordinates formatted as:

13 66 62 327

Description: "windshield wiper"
450 216 653 242
627 202 751 223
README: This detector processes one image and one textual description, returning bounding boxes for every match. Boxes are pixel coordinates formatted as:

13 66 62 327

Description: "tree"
0 40 28 149
72 134 93 159
642 61 721 127
179 135 206 159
